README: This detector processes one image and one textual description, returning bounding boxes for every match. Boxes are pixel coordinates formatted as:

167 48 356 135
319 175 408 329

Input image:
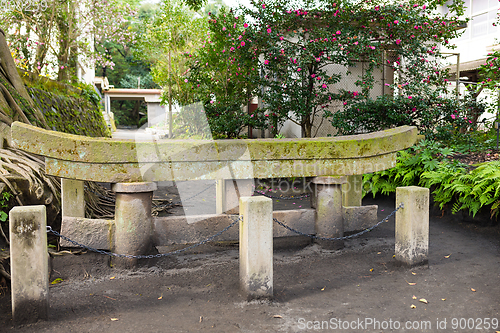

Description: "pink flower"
222 27 226 31
408 96 412 99
395 39 401 45
244 23 248 28
412 107 416 112
267 28 272 33
241 41 245 46
394 20 398 24
451 114 456 119
262 4 265 8
264 59 269 64
297 68 301 71
336 30 341 35
279 36 284 40
322 84 327 88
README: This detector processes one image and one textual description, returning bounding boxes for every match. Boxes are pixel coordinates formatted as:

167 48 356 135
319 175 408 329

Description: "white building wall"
443 0 499 64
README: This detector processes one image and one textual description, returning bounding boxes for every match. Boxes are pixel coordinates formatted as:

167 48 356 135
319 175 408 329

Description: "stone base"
59 217 114 249
343 205 378 232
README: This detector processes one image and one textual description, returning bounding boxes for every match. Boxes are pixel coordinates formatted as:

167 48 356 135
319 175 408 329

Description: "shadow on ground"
1 196 499 332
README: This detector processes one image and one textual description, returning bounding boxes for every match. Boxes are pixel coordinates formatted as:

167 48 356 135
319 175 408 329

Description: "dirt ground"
1 193 500 332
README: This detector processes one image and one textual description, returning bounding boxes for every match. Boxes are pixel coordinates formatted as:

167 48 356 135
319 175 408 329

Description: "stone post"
61 178 85 218
395 186 429 267
239 196 273 300
342 175 363 207
9 205 49 324
312 176 346 250
111 182 157 268
216 179 254 214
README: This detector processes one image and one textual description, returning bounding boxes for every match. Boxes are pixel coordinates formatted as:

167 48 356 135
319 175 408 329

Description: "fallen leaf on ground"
444 254 451 258
111 318 118 321
412 295 417 300
110 276 115 280
419 298 428 304
369 268 374 272
405 280 416 286
199 316 203 323
410 304 416 309
273 315 283 319
411 272 417 275
471 288 476 292
158 296 162 300
441 298 446 301
51 278 63 285
321 287 325 291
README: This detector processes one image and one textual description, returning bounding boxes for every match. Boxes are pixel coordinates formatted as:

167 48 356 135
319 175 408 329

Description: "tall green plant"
422 161 500 218
363 140 463 197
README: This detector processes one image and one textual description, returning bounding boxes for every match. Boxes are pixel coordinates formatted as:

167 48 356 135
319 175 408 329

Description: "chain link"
47 215 240 259
273 203 404 241
48 202 404 258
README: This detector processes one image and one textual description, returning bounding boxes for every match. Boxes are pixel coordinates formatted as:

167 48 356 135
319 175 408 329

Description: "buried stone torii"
8 122 424 319
11 122 418 258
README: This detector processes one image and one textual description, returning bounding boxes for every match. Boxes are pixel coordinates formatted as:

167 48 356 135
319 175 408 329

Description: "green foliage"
331 90 487 142
365 139 500 220
171 103 211 138
363 140 465 197
236 0 466 137
422 161 500 219
185 7 267 138
0 191 12 222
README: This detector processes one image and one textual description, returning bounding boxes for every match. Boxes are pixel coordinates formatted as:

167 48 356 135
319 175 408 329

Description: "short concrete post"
9 205 49 324
112 182 157 268
61 178 85 218
342 175 363 207
216 179 254 214
395 186 429 267
312 176 346 250
239 196 273 300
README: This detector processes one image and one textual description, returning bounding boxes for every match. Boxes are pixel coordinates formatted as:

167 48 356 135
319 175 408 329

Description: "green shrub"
422 161 500 218
363 140 464 197
331 92 476 142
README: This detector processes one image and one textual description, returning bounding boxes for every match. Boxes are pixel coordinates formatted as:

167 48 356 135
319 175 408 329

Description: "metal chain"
273 203 404 241
253 189 311 200
46 216 240 259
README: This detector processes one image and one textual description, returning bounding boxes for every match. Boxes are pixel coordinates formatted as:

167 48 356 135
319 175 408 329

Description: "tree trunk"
0 29 49 129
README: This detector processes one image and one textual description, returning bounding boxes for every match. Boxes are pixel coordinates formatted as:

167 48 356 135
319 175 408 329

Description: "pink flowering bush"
184 0 468 138
239 0 466 137
184 8 267 138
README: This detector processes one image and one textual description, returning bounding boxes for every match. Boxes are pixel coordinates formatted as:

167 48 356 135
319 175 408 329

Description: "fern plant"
363 140 464 197
422 161 500 218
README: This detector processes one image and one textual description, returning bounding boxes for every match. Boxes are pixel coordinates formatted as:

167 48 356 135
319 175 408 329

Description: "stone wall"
28 87 110 138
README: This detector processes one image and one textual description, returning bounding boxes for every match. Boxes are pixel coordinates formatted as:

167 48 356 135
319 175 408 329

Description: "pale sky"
223 0 252 9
